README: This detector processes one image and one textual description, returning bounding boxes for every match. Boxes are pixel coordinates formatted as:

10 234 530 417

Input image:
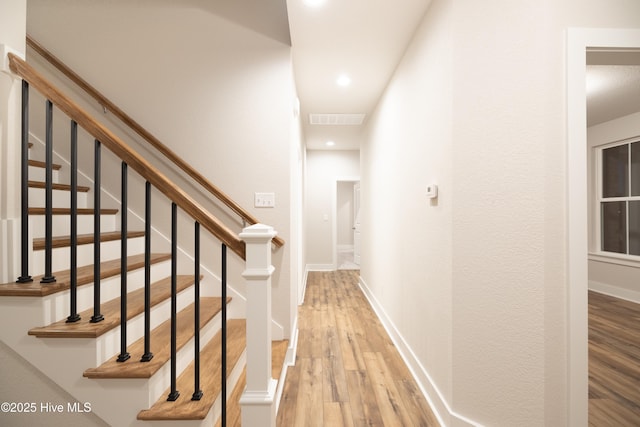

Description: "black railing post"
90 139 104 323
117 162 130 362
141 181 153 362
17 80 32 284
66 120 80 323
40 100 56 284
192 222 203 401
167 202 180 401
221 243 227 425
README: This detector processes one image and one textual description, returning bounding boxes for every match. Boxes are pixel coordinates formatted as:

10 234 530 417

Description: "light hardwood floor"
589 291 640 426
277 270 439 426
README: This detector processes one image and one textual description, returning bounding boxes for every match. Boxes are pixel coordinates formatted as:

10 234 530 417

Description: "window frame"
595 136 640 260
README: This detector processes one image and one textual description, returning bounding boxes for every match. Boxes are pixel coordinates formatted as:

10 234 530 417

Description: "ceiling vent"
309 113 366 125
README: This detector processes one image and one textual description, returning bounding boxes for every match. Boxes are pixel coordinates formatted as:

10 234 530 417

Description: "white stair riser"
29 187 88 209
40 260 172 325
28 166 60 183
207 350 246 427
31 236 145 277
31 214 117 238
93 284 197 366
145 309 222 405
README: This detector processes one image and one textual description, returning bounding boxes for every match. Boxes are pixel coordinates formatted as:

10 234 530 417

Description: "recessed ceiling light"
336 74 351 87
326 141 336 147
303 0 326 8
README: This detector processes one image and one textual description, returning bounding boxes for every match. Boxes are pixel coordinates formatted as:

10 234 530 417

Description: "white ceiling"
220 1 640 145
586 51 640 127
286 0 432 150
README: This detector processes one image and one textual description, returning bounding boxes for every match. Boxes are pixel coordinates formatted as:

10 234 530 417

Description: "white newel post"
239 223 277 427
1 10 27 284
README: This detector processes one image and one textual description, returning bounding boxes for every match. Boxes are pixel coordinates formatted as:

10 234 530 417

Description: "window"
598 139 640 256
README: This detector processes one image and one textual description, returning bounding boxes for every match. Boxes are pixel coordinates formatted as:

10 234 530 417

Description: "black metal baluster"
117 162 130 362
41 100 55 284
66 121 80 323
141 181 153 362
167 202 180 401
90 140 104 323
17 80 32 284
192 222 203 401
221 243 227 425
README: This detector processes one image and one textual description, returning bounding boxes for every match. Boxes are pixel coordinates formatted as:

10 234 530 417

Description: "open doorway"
335 179 360 270
568 28 640 426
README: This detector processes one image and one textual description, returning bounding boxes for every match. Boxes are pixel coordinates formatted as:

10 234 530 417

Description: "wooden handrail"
8 52 246 260
26 35 285 248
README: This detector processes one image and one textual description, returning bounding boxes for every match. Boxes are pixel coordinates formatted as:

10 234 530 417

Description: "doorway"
335 179 360 270
567 28 640 426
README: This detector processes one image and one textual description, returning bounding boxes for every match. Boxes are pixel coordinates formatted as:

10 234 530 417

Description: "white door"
353 182 361 265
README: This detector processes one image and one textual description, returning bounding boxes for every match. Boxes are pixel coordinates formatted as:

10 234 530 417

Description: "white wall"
26 0 298 338
304 150 359 269
0 0 26 283
1 3 104 425
588 111 640 301
360 0 454 421
360 0 640 425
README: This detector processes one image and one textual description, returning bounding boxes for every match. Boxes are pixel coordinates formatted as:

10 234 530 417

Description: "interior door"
353 182 361 265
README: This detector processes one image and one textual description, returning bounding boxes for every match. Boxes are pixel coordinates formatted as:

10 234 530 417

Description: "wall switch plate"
254 192 275 208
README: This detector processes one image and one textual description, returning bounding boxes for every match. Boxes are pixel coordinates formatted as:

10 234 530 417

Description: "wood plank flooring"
589 291 640 426
277 270 439 426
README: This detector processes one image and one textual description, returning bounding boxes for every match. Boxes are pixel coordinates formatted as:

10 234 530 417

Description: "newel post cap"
240 223 277 243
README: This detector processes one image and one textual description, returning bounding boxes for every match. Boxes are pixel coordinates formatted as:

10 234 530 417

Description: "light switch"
255 192 275 208
426 184 438 199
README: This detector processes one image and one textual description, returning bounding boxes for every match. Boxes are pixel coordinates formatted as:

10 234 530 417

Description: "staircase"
0 49 286 426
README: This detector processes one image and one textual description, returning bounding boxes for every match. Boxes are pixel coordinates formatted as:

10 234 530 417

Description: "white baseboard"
305 263 334 271
357 276 481 427
589 280 640 304
275 325 298 412
299 268 309 305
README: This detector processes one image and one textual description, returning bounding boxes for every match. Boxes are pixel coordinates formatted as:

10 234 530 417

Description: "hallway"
277 270 439 426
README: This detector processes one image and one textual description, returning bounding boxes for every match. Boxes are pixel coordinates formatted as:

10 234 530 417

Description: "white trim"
305 263 334 271
299 268 309 305
567 27 640 427
275 322 299 412
589 252 640 268
594 137 640 255
358 276 482 427
589 280 640 305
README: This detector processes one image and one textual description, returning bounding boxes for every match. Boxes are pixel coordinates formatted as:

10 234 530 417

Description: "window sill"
589 252 640 268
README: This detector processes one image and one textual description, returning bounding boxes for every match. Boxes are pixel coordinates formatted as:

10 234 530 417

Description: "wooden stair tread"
28 180 91 192
33 230 145 250
84 297 229 379
28 275 197 338
137 319 247 421
214 340 289 427
28 207 118 215
0 253 170 297
28 159 62 170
